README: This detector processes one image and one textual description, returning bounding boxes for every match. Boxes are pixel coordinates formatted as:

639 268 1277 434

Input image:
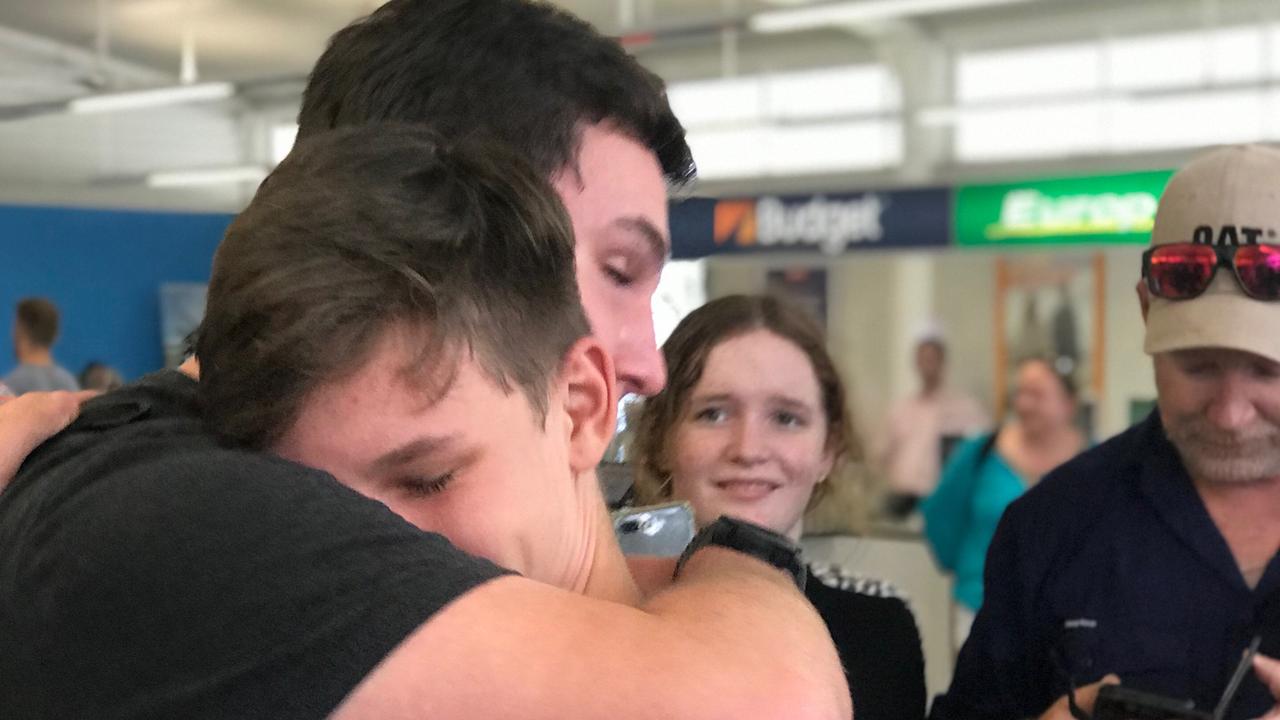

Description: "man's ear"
1136 280 1151 323
558 337 618 474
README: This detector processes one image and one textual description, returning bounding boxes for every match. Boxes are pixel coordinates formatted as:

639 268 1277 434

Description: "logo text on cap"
1191 225 1277 246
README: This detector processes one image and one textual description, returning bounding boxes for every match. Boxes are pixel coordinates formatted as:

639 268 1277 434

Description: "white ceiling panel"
0 0 1270 208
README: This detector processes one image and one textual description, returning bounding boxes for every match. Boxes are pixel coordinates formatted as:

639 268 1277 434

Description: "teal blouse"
922 434 1027 612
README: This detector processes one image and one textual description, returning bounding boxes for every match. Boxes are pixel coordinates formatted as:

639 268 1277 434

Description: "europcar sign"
669 189 949 259
955 170 1174 247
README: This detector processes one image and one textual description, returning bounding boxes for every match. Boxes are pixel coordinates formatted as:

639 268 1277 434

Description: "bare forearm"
0 440 29 489
334 556 851 720
0 409 44 487
640 548 852 720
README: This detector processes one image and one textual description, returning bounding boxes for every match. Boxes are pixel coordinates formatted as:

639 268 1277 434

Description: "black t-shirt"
0 370 510 719
805 567 928 720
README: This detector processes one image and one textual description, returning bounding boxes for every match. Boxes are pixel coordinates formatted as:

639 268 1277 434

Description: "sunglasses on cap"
1142 242 1280 301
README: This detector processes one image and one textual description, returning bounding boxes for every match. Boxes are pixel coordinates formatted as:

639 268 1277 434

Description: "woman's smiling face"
666 329 834 539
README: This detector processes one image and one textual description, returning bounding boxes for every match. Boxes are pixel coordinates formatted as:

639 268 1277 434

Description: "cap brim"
1145 290 1280 364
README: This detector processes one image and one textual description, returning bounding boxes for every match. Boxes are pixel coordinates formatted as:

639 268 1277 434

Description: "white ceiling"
0 0 1219 90
0 0 797 87
0 0 1277 210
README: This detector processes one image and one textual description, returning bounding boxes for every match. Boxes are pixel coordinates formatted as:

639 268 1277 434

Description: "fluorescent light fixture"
69 82 235 114
958 42 1100 103
917 94 1129 127
147 165 268 188
686 119 901 180
667 77 764 129
751 0 1039 34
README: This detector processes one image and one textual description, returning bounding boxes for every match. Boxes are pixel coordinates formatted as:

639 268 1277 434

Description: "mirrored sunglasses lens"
1235 244 1280 300
1150 245 1217 299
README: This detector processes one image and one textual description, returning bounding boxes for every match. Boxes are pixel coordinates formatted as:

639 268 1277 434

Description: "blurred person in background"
922 356 1084 648
877 332 989 518
633 294 926 720
932 144 1280 720
78 362 124 393
5 298 78 395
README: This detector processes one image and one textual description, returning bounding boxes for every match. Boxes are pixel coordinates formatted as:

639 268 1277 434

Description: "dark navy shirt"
931 411 1280 720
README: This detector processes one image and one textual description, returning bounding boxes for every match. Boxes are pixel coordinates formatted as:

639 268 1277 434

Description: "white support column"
888 254 935 406
873 23 952 184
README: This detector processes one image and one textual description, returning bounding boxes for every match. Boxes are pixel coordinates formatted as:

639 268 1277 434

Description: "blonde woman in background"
633 294 926 720
922 356 1085 649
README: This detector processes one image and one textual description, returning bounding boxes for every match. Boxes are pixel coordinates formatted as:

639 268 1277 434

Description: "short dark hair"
632 294 864 509
15 298 59 348
297 0 694 186
198 124 589 449
918 337 947 360
1016 356 1079 400
79 362 124 392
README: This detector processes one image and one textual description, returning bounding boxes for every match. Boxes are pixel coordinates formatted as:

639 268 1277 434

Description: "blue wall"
0 204 232 383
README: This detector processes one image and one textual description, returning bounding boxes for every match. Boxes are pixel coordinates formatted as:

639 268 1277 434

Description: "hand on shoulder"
0 389 98 489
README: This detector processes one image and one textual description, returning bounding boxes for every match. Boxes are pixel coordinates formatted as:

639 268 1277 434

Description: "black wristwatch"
674 516 807 590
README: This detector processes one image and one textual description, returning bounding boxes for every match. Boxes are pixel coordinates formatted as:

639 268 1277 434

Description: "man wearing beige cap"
932 144 1280 720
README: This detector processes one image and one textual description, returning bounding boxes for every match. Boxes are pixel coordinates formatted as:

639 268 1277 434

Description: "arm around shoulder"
334 547 852 720
0 390 96 490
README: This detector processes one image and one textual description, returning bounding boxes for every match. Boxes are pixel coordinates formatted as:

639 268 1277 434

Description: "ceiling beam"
0 22 169 91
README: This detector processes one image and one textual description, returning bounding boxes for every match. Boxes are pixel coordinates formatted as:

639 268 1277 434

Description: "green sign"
955 170 1174 246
